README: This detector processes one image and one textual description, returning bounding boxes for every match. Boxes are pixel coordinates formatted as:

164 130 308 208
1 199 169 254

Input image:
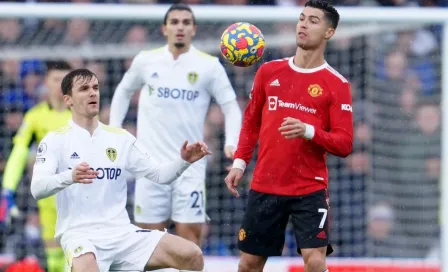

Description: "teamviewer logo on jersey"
268 96 278 111
341 104 352 112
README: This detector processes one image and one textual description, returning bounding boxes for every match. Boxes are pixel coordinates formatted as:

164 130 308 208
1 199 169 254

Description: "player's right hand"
0 189 21 225
72 162 99 184
224 168 244 198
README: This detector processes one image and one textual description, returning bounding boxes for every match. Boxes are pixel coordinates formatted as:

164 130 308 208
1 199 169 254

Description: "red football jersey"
234 57 353 196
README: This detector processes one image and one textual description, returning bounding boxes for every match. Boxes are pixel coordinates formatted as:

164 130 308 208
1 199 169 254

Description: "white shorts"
134 175 206 224
61 225 165 272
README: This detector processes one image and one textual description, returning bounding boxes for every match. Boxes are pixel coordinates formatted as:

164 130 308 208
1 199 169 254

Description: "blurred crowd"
0 0 444 269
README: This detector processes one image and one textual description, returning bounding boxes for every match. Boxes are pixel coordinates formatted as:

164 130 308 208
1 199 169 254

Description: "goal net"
0 3 443 271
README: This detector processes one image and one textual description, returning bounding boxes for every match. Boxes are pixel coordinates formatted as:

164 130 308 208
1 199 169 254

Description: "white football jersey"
110 45 236 179
31 120 190 241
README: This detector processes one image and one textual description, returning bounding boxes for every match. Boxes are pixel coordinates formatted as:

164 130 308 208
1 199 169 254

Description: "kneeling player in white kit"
30 68 211 272
109 3 242 250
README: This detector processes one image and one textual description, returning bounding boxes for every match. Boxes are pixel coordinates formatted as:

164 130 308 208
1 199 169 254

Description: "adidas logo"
151 72 159 78
70 152 80 159
316 230 327 239
270 79 280 86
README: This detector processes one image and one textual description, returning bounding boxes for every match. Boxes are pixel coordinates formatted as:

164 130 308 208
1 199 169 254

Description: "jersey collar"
288 57 328 73
69 119 102 138
164 44 196 60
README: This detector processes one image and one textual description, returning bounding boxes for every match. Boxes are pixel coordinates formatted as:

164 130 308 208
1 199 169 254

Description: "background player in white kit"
109 3 242 249
30 68 211 272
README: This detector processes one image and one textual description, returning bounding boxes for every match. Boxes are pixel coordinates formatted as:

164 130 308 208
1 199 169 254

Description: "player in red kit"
225 1 353 271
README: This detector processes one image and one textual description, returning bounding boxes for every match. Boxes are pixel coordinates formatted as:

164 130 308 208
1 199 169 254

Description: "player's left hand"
224 145 236 159
181 140 212 163
278 117 306 139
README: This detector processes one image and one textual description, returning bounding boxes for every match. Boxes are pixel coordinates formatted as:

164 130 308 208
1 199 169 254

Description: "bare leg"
238 251 267 272
301 247 327 272
71 253 99 272
174 222 203 246
145 233 204 271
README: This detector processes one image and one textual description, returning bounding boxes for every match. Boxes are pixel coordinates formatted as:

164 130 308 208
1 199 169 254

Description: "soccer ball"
220 22 265 67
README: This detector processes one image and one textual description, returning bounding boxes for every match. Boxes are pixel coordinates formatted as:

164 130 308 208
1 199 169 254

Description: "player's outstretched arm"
126 140 211 185
109 52 145 127
278 82 354 157
225 65 266 197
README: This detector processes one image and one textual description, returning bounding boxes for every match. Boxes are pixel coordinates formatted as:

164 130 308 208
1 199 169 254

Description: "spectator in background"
2 60 45 112
0 19 22 47
124 25 149 45
3 108 23 134
36 19 65 46
66 58 84 70
62 19 90 46
367 202 412 257
381 30 438 96
399 89 418 119
0 59 21 94
395 100 440 257
372 49 412 140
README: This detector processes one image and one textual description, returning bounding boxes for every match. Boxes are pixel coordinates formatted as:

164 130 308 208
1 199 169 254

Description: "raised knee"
304 254 325 272
184 243 204 271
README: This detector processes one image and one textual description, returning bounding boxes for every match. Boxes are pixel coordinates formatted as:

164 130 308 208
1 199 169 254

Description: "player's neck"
72 115 99 136
294 46 326 69
48 96 66 112
168 44 191 60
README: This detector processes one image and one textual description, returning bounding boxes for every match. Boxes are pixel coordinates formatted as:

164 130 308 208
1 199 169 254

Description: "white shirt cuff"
232 158 246 172
59 169 75 186
304 124 315 140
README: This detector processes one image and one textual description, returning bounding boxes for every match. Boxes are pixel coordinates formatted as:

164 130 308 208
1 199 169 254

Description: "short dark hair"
45 60 72 74
163 3 196 25
61 68 97 96
305 0 340 29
